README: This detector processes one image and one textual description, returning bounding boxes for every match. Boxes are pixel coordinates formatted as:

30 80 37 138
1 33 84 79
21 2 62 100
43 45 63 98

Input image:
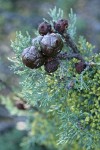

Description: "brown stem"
57 52 84 62
62 33 79 53
61 33 85 62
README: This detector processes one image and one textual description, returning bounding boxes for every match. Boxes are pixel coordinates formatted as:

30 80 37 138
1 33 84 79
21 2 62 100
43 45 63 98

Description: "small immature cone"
22 46 45 69
75 61 86 74
38 22 52 35
40 33 63 57
44 57 59 73
54 19 68 34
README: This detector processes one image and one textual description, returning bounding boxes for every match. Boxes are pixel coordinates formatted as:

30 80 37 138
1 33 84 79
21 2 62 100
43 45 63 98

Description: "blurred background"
0 0 100 149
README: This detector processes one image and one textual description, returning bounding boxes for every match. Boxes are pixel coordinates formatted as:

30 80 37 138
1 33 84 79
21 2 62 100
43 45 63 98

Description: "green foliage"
48 6 64 22
59 64 100 150
0 129 25 150
68 9 77 38
10 7 100 150
21 112 57 150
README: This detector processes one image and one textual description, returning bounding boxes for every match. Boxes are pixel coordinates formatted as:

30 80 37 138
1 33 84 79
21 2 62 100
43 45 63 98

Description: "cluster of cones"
22 19 86 74
22 19 68 73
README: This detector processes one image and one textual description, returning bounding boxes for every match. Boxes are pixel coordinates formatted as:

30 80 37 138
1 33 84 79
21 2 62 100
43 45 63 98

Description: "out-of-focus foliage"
0 129 25 150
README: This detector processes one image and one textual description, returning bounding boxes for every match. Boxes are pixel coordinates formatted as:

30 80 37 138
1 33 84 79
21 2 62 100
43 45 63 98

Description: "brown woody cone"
44 57 59 73
38 22 52 35
40 33 63 57
22 46 45 69
75 61 86 74
54 19 68 34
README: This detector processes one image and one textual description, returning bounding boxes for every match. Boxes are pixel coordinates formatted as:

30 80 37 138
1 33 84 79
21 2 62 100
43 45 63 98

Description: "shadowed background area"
0 0 100 150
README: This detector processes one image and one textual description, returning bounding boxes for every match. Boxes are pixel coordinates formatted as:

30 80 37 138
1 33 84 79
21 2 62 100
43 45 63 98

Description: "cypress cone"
38 21 52 35
75 61 86 74
22 46 45 69
54 19 68 34
44 57 59 73
40 33 63 57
